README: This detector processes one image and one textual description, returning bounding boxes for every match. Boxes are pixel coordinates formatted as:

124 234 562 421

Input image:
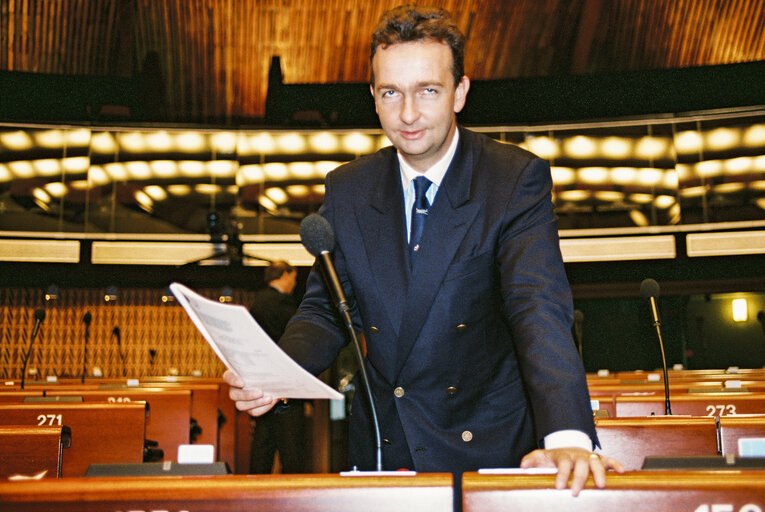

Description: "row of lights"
4 124 765 159
522 124 765 161
0 159 343 184
7 155 762 188
0 128 388 155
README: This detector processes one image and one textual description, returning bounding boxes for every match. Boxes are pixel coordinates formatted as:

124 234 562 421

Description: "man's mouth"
400 129 424 140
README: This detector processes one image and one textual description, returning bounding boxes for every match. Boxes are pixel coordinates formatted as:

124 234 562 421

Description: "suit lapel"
357 149 409 337
393 129 482 376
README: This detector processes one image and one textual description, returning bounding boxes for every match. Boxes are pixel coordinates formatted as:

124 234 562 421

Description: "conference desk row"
2 471 765 511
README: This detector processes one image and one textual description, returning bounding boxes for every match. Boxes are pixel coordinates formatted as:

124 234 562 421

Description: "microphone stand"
641 278 672 416
21 309 46 389
82 312 92 384
648 296 672 415
318 251 383 472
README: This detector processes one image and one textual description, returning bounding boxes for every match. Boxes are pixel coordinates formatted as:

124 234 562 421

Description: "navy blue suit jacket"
279 127 596 473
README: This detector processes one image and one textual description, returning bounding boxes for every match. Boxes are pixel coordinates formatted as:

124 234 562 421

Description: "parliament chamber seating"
2 378 243 473
0 402 146 477
1 371 765 509
0 425 70 478
45 387 193 462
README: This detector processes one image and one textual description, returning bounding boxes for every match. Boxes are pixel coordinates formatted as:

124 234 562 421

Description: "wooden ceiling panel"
1 0 764 121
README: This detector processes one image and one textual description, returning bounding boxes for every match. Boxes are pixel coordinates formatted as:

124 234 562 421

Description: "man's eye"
423 88 437 95
382 90 396 98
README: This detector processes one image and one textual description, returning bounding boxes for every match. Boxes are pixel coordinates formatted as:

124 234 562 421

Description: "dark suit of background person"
248 262 306 473
277 125 598 474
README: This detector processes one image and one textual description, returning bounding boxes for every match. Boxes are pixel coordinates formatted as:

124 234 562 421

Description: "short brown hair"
264 260 295 284
370 4 465 87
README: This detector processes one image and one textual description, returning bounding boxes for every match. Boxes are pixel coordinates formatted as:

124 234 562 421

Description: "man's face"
371 40 469 172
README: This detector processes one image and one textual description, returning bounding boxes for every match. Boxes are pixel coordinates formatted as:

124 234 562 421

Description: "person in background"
247 260 306 474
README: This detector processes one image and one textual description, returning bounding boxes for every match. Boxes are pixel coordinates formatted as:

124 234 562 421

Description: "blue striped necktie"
409 176 431 267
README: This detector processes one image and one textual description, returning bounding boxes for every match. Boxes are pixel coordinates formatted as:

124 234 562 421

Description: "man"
227 4 622 494
247 261 306 473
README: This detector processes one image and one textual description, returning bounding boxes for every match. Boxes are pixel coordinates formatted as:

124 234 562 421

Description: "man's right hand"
223 370 278 416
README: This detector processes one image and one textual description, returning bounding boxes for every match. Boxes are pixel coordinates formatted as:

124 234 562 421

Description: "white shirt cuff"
543 429 592 451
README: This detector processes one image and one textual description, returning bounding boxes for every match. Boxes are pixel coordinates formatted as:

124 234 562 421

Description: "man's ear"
453 76 470 113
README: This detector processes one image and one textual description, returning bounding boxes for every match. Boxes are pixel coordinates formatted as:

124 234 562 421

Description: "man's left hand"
520 448 625 497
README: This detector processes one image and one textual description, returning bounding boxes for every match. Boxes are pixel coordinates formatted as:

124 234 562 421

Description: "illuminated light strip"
242 243 314 266
560 235 676 262
686 231 765 257
92 241 227 265
91 241 312 266
0 240 80 262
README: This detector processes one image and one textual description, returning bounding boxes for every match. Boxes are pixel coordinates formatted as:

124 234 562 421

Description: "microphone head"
300 213 335 256
83 312 92 325
640 278 660 299
33 309 46 322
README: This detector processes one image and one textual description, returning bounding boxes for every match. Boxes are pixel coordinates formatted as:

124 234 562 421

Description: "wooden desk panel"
719 415 765 456
463 471 765 512
46 388 191 462
594 417 719 470
615 393 765 417
0 473 453 512
0 403 146 477
0 391 43 402
0 425 70 478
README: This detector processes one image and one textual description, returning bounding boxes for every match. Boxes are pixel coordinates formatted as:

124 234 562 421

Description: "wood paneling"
1 0 764 120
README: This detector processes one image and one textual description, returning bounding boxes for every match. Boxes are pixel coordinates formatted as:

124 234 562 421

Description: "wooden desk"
46 388 192 462
594 416 719 470
0 425 70 478
0 473 453 512
462 470 765 511
0 402 146 477
28 378 235 468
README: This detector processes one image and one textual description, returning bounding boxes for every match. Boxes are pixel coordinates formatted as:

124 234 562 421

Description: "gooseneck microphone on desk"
82 311 92 384
21 309 46 389
640 278 672 415
113 326 127 377
300 213 383 472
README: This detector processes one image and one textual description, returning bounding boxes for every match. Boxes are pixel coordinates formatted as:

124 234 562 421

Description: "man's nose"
400 96 419 124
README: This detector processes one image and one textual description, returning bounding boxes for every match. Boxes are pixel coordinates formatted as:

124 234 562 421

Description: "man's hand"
520 447 625 497
223 370 278 416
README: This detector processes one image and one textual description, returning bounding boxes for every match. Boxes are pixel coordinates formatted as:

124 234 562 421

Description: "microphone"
82 311 92 383
112 326 126 376
21 309 46 389
640 278 671 415
300 213 383 472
